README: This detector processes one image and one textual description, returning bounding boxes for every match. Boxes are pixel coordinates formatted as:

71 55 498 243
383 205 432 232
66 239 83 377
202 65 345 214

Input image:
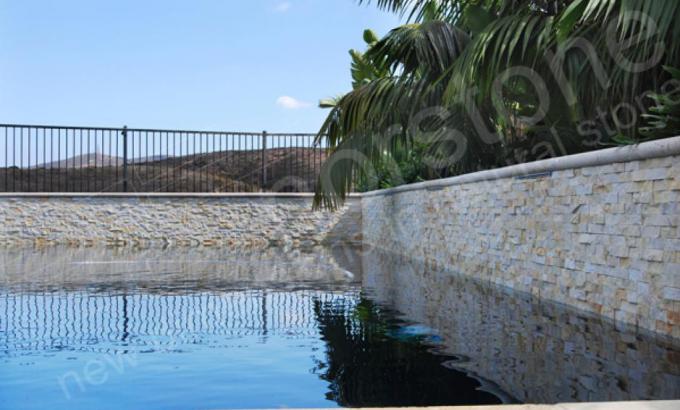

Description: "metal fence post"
122 125 128 192
261 130 267 191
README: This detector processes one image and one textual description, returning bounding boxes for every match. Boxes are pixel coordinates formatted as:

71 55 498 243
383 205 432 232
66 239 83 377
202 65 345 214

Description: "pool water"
0 246 505 410
0 246 678 409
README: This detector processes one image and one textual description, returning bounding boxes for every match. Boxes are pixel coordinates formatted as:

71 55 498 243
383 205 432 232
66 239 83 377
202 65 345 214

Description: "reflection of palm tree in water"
311 298 503 407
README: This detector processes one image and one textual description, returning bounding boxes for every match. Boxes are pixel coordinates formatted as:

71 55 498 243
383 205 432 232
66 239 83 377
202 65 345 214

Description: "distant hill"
2 147 327 193
34 153 172 169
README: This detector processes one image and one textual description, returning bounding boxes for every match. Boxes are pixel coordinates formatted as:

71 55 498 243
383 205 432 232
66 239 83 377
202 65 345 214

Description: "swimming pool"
0 246 678 409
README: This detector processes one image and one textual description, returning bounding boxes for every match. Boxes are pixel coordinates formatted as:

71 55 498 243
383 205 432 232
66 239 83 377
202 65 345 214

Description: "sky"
0 0 401 133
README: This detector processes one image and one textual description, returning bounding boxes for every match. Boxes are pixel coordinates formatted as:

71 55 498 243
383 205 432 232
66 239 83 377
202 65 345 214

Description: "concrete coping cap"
362 135 680 197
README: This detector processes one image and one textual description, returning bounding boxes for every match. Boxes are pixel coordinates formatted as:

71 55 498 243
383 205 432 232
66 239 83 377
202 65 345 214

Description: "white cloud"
276 96 311 109
274 2 291 13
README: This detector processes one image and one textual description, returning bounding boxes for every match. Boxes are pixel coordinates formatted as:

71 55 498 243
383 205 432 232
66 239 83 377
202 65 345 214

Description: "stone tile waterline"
0 245 678 409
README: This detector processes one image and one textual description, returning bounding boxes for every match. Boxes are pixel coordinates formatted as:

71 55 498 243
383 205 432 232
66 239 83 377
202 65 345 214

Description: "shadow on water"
312 297 509 406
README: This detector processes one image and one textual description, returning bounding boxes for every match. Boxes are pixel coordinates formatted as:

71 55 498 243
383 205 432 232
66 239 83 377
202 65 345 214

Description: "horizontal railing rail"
0 123 328 193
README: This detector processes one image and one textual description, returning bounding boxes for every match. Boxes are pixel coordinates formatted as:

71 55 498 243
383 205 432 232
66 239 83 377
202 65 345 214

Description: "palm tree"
314 0 680 209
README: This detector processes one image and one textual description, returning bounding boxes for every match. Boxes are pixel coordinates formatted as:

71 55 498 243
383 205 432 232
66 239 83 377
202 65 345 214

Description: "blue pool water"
0 247 506 409
0 246 678 409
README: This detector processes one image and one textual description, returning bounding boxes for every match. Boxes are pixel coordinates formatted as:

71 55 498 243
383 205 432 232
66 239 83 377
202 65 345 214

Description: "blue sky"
0 0 401 133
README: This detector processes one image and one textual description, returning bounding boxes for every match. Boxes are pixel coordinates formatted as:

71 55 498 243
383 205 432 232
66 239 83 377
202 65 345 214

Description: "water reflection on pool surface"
0 246 678 409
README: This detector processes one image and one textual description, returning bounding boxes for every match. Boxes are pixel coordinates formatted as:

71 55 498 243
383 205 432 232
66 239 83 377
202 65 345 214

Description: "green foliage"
349 29 385 89
363 29 380 44
555 0 587 43
314 0 680 209
462 4 494 35
640 66 680 139
354 141 431 191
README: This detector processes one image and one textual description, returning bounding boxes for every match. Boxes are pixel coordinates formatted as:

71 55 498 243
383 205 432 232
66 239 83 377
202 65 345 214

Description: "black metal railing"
0 124 328 192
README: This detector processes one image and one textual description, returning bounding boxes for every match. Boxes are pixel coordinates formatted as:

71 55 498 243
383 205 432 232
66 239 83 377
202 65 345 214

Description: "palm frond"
357 0 467 22
314 1 680 209
367 20 470 79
